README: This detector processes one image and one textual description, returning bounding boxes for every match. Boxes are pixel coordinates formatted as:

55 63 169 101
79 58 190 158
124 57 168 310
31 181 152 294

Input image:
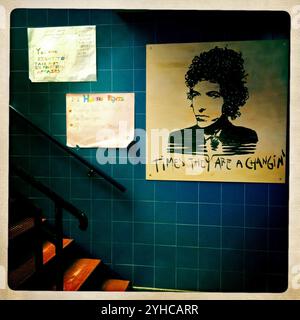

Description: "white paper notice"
66 93 135 148
28 26 96 82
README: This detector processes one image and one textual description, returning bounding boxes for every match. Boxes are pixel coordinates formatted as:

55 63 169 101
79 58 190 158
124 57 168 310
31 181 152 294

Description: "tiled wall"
9 9 289 292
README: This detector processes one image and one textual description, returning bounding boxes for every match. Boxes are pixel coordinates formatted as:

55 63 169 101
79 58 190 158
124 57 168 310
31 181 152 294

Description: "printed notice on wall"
28 26 96 82
66 93 135 148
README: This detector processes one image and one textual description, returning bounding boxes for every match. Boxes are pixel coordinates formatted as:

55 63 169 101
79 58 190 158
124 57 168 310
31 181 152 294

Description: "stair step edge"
9 217 46 240
101 279 131 292
8 238 74 289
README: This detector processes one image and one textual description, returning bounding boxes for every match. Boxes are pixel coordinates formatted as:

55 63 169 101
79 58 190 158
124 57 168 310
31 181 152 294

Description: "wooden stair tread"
63 258 101 291
101 279 131 291
9 217 46 240
43 238 73 264
9 238 73 289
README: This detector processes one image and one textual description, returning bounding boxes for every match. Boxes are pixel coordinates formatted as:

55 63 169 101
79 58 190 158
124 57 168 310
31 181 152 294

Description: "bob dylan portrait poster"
146 40 288 183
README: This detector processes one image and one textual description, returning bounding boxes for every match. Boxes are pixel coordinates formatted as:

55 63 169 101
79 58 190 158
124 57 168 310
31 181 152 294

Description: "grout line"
266 184 270 292
219 183 223 291
243 184 246 291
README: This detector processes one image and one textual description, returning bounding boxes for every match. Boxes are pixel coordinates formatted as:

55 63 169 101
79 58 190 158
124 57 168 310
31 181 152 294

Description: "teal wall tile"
91 70 112 92
10 136 29 156
177 203 198 224
246 184 268 205
155 246 176 267
51 114 66 135
112 200 133 221
112 221 133 243
198 270 220 291
245 251 268 273
10 50 28 71
155 202 176 223
112 242 133 264
269 184 288 206
222 204 244 227
177 247 198 268
155 182 177 201
222 183 244 205
134 266 154 287
199 182 221 203
199 204 221 225
92 199 111 221
29 93 49 113
112 70 133 91
97 48 112 70
92 221 111 242
71 178 91 199
71 199 92 219
177 225 198 247
11 9 27 27
49 82 70 93
112 163 133 179
133 180 154 201
96 25 112 47
49 93 66 113
269 229 288 251
10 93 29 114
133 23 155 46
30 135 50 156
245 229 268 250
92 242 112 264
222 250 244 272
177 268 198 291
50 178 70 201
245 205 268 227
155 267 176 289
91 10 112 25
69 82 91 93
134 46 146 69
135 92 146 114
221 271 244 291
69 9 90 25
112 47 133 69
176 182 198 202
155 224 176 245
198 248 220 270
10 71 29 92
10 28 28 50
222 227 244 250
269 206 288 228
199 226 220 248
134 244 154 265
29 156 50 177
134 69 145 91
112 24 133 47
28 9 48 27
134 222 154 244
134 201 154 222
48 9 68 27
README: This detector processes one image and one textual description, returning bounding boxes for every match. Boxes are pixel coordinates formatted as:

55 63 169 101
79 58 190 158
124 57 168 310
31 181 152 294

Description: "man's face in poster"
190 80 224 128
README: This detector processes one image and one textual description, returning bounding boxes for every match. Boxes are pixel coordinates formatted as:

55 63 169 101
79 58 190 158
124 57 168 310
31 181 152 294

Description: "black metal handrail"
11 162 88 231
10 105 126 193
11 162 88 290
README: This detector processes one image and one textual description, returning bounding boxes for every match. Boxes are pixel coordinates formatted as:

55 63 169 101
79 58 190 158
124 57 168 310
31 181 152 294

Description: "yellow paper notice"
66 93 135 148
28 26 96 82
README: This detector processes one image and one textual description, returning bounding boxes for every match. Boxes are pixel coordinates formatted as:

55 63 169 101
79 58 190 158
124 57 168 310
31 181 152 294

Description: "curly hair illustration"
185 47 249 120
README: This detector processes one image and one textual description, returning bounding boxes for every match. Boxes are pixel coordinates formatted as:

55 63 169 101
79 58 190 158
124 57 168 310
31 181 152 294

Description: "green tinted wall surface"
9 9 289 292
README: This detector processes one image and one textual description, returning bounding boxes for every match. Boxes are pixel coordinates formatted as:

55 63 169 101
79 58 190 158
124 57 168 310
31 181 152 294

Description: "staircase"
8 185 131 292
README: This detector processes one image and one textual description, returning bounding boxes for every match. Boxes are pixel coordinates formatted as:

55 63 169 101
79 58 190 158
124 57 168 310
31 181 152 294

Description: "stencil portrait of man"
146 40 288 183
168 47 258 155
